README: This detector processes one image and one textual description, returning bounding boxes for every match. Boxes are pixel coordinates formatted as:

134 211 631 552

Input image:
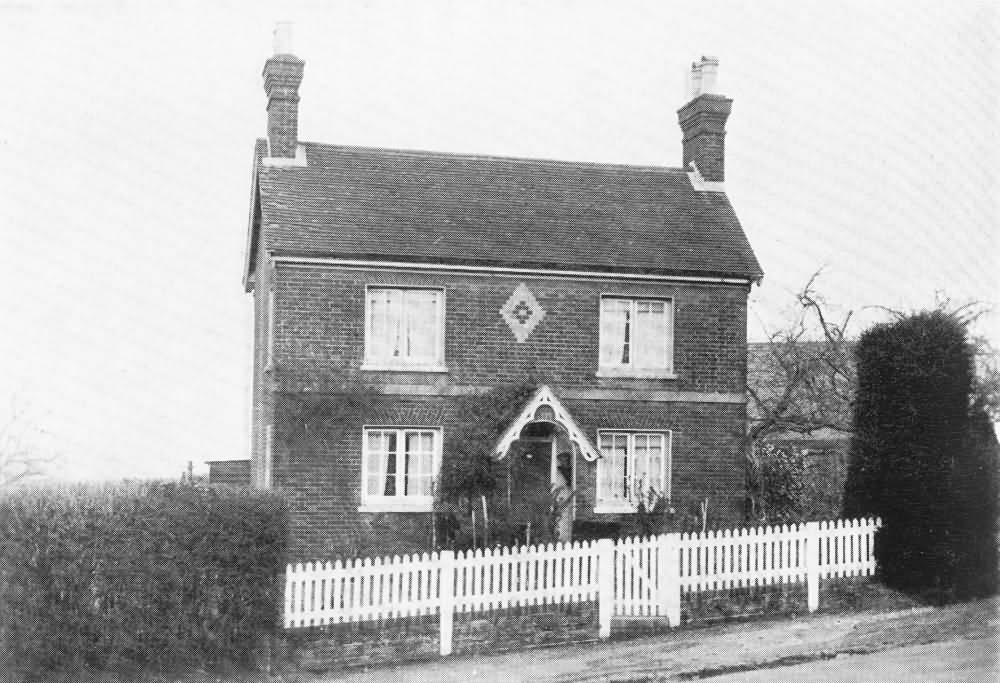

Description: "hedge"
843 310 999 600
0 481 287 675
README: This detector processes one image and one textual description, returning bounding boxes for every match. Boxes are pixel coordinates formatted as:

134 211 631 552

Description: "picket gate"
284 516 880 656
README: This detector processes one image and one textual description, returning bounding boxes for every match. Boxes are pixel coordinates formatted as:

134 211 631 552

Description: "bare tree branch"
747 270 856 451
0 398 59 488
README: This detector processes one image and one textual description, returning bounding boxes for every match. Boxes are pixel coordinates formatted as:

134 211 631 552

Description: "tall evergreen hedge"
0 481 287 675
843 310 998 599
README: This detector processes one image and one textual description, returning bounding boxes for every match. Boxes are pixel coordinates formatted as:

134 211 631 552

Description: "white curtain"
600 298 630 366
406 291 439 363
633 301 666 369
598 433 629 504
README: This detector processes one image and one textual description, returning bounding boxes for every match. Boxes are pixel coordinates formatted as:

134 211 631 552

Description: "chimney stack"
263 22 304 159
677 56 732 183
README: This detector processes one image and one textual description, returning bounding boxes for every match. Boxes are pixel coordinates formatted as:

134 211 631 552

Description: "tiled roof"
249 139 763 279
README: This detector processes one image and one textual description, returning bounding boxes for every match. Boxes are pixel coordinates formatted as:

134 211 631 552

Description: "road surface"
708 639 995 682
311 597 997 682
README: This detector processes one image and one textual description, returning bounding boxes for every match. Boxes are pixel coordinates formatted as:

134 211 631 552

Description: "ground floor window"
362 427 441 510
596 430 671 512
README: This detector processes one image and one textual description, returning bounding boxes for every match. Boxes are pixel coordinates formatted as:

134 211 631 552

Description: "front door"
514 423 574 543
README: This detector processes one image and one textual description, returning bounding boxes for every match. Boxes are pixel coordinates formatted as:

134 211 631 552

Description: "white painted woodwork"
283 516 881 651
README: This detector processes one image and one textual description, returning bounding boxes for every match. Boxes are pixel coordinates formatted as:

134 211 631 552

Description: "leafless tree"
747 270 856 446
0 398 58 488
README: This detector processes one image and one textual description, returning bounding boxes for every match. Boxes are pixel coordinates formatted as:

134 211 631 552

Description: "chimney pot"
273 21 294 55
688 55 719 98
689 61 703 100
699 56 719 94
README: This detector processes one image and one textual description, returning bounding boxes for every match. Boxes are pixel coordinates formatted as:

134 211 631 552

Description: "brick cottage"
243 31 763 559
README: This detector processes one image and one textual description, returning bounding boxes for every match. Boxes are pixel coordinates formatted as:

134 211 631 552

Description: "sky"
0 0 996 481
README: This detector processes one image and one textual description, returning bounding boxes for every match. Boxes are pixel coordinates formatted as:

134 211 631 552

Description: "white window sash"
366 288 444 367
362 427 441 505
599 297 673 373
596 431 671 510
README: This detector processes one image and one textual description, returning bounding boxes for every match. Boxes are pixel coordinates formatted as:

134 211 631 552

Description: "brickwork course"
245 44 763 558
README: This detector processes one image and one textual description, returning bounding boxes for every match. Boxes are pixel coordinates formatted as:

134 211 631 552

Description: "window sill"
358 502 434 513
594 503 675 515
360 363 449 373
594 504 637 514
596 368 677 379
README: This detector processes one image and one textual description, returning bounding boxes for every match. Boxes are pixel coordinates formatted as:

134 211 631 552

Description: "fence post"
804 521 820 612
597 538 614 639
282 564 293 628
659 533 681 627
439 550 456 656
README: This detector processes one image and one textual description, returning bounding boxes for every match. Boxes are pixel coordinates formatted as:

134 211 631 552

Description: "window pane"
388 291 403 359
370 289 442 365
368 291 387 361
366 431 384 474
634 300 667 369
403 430 436 497
366 429 398 497
646 435 664 495
601 299 630 366
632 435 649 499
368 289 405 361
599 433 629 503
405 291 439 362
598 435 617 503
383 432 398 496
634 433 664 498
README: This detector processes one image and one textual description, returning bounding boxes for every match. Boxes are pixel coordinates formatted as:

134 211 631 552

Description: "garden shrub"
843 310 999 600
746 442 844 525
0 481 287 676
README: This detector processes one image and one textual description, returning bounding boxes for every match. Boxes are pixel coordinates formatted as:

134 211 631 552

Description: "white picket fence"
285 517 880 656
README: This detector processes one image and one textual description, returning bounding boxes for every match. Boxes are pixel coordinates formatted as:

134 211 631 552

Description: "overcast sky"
0 0 996 481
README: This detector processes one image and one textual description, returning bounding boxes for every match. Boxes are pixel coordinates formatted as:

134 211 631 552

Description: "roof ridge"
297 140 688 174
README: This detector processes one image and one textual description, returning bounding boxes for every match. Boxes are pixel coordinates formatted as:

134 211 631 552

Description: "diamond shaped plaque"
500 283 545 343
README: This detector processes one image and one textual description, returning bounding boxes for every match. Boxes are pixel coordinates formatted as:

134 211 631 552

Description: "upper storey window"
364 287 446 371
599 296 675 377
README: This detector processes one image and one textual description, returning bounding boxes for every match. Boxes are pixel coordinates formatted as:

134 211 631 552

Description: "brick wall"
257 263 750 558
282 602 599 673
249 240 274 489
270 266 748 395
273 392 745 559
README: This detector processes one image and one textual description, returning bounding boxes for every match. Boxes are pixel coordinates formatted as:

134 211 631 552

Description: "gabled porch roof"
494 385 601 462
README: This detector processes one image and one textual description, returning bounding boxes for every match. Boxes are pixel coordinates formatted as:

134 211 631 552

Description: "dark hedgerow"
0 481 288 676
843 310 999 600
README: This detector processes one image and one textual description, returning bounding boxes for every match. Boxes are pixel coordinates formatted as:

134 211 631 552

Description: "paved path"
311 597 997 682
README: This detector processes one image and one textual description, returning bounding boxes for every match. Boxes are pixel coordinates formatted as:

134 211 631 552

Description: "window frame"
594 429 672 513
362 285 447 372
359 426 443 512
596 294 676 378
